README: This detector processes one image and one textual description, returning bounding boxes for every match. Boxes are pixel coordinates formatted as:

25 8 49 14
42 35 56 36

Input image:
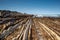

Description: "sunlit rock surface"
0 10 60 40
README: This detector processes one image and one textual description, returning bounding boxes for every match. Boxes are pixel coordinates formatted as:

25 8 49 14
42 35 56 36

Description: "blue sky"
0 0 60 16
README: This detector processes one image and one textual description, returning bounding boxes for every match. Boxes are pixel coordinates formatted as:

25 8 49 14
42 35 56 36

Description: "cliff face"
0 10 23 18
0 10 33 18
